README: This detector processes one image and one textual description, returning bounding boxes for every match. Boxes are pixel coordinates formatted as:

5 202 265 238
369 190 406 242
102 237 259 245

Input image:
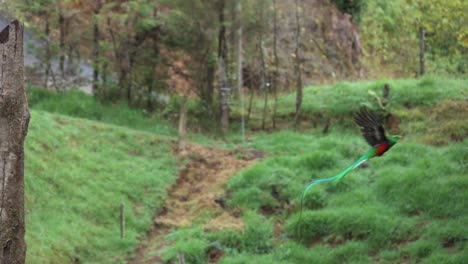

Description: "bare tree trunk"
178 96 188 152
148 7 160 112
260 39 268 130
58 0 65 78
419 26 425 77
126 29 133 106
92 1 103 96
236 0 245 142
0 20 30 264
218 0 229 134
107 17 127 101
218 57 229 134
271 0 279 129
217 0 227 65
293 0 303 129
44 17 51 88
246 87 254 124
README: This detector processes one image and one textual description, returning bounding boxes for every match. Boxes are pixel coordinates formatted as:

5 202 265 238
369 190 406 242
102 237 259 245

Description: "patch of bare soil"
128 144 257 264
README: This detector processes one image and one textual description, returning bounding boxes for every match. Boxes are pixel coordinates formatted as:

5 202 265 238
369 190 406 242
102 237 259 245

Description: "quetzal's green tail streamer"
296 148 376 237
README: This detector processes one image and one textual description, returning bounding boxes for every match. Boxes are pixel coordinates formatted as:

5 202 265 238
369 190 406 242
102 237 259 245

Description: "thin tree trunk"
44 17 51 88
419 26 425 77
218 57 229 134
66 45 75 76
205 61 215 109
246 87 254 124
0 20 30 264
126 29 133 106
58 0 65 77
101 61 108 100
260 39 268 130
92 1 103 96
107 18 127 100
272 0 279 129
178 96 188 152
293 0 303 129
217 0 227 64
149 8 160 112
236 0 245 142
218 0 229 134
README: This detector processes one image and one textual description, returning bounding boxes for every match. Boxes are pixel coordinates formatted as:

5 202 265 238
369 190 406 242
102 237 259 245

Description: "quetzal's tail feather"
296 149 375 238
331 149 374 183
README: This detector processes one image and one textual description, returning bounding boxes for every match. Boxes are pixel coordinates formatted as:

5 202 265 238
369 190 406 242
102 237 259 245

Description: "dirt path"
128 144 258 264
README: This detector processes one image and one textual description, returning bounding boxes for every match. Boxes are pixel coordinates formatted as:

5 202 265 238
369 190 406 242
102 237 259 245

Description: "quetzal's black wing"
354 107 388 147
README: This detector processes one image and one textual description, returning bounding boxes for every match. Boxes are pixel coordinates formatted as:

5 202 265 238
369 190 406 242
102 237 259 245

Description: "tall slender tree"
293 0 303 129
236 0 245 142
271 0 280 129
92 0 104 96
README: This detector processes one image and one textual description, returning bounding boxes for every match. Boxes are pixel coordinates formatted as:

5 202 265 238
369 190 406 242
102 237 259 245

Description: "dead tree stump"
0 20 30 264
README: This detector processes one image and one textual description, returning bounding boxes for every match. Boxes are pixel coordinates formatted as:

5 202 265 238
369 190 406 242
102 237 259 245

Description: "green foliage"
220 253 291 264
163 228 210 264
162 212 273 262
331 0 363 17
375 145 468 218
25 111 178 263
242 211 274 254
287 207 416 249
359 0 468 76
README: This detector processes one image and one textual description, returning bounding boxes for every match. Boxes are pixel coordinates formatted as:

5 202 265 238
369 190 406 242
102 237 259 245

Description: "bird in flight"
298 107 400 229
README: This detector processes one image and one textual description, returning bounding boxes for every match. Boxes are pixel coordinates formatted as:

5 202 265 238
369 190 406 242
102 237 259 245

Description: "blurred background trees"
1 0 466 128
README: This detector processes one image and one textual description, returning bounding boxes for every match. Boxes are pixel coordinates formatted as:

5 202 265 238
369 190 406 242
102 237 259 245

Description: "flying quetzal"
298 107 399 227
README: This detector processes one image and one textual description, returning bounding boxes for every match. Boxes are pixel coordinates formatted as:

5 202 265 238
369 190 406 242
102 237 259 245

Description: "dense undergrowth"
25 76 467 263
25 111 177 263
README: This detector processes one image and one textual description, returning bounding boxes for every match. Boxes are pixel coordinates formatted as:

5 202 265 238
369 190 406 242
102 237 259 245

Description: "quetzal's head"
389 135 401 146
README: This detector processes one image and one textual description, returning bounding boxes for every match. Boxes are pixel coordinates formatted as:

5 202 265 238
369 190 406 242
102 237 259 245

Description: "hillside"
22 77 467 263
25 111 178 263
153 77 467 263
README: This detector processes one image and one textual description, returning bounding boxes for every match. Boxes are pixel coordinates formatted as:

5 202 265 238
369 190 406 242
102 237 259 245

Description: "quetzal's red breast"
376 142 391 156
354 108 392 156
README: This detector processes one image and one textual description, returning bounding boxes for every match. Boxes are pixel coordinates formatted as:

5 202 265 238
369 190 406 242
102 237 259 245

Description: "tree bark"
235 0 245 142
217 0 227 64
293 0 303 129
260 39 268 130
271 0 279 129
218 0 230 135
0 20 30 264
92 1 103 96
44 17 51 88
419 26 425 77
218 57 229 134
58 0 65 78
178 96 188 152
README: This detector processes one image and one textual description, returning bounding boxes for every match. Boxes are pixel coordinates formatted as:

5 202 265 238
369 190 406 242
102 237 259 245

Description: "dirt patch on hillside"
128 144 258 264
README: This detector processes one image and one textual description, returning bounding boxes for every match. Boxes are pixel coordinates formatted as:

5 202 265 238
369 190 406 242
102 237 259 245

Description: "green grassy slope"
25 111 178 263
161 77 468 263
279 77 467 115
28 88 177 137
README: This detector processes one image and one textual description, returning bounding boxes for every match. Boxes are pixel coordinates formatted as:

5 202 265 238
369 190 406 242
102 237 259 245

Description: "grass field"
160 130 467 263
159 77 467 263
24 76 467 263
25 111 178 263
